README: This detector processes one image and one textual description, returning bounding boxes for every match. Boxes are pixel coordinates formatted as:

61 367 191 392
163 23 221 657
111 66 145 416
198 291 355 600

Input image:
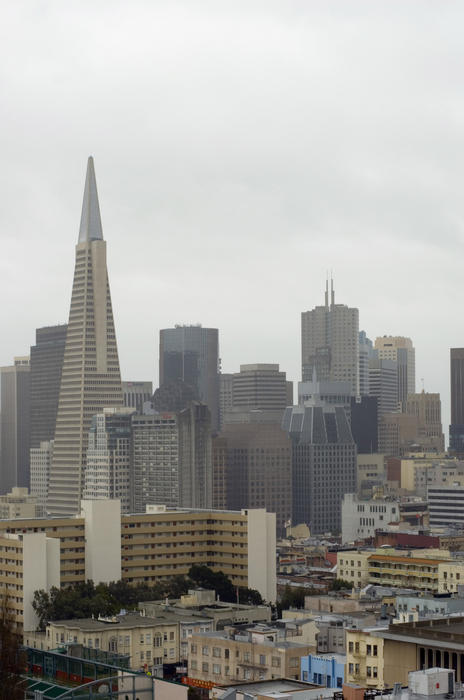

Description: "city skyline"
2 2 464 433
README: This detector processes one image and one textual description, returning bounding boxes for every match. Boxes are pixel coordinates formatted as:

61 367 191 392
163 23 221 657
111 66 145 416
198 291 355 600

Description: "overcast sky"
1 1 464 430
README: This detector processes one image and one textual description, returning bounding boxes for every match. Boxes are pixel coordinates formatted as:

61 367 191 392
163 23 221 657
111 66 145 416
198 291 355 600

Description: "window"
190 643 197 654
259 655 266 665
373 667 378 678
272 657 281 667
348 641 354 653
244 652 251 662
191 660 198 671
225 649 230 659
156 635 163 648
213 647 221 658
170 631 174 641
367 644 371 655
289 657 299 668
202 662 209 673
213 664 221 675
367 666 372 677
373 645 378 656
202 646 209 656
349 663 354 674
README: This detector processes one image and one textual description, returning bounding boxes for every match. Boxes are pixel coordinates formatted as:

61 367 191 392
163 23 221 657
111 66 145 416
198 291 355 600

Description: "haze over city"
2 1 464 429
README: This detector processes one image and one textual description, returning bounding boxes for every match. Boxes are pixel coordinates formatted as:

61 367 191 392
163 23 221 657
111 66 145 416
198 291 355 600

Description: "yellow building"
345 626 417 688
337 551 370 587
438 561 464 593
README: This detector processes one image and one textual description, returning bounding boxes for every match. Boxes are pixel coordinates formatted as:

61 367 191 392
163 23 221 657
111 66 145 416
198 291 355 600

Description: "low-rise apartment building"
187 624 313 684
24 612 181 673
337 551 370 587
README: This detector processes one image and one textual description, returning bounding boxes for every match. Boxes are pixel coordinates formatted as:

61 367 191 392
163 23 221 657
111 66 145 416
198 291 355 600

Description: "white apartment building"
341 493 400 544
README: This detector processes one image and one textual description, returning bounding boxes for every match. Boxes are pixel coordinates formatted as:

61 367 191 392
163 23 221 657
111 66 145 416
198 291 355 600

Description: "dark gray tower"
30 324 67 448
0 357 31 492
159 325 219 433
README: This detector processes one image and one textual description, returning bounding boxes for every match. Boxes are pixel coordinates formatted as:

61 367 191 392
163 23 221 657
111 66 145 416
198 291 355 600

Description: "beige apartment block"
188 626 312 684
0 502 276 631
0 487 40 519
0 532 59 631
25 613 179 672
337 551 370 588
345 629 385 688
357 454 385 496
438 561 464 593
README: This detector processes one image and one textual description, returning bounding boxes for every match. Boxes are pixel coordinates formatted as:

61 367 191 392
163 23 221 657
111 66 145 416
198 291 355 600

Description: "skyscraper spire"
47 158 123 516
78 156 103 243
330 275 335 307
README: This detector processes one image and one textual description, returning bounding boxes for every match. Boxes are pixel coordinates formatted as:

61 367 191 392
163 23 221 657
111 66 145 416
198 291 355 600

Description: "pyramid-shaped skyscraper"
47 157 123 515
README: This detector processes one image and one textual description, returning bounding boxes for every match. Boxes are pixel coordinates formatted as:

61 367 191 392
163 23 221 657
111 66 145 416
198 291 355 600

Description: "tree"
330 578 352 591
0 592 26 700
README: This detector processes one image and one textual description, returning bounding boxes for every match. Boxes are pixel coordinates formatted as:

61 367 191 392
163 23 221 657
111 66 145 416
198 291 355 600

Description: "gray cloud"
2 0 464 430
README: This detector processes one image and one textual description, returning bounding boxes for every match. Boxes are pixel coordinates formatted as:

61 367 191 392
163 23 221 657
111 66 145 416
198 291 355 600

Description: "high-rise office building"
350 396 378 454
374 336 415 407
450 349 464 453
122 381 153 414
30 324 67 449
404 391 444 453
30 440 53 516
83 408 134 512
282 402 357 534
0 357 31 493
219 373 234 428
231 364 291 413
159 325 219 432
368 358 398 417
213 416 292 537
177 402 212 510
301 281 359 395
359 331 373 396
298 375 351 416
131 413 179 512
47 157 123 516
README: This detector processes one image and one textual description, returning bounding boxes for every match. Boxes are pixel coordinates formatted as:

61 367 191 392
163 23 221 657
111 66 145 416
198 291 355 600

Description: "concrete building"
450 348 464 453
375 336 416 407
346 618 464 688
122 381 153 414
188 624 313 684
83 408 135 512
341 494 400 544
359 331 374 397
379 412 420 456
0 503 276 632
357 454 385 497
219 373 234 429
213 416 292 536
30 440 53 515
0 357 30 493
131 405 212 512
404 392 445 453
337 550 371 588
231 364 291 414
301 280 359 395
0 531 59 631
47 157 123 516
131 413 179 511
428 485 464 530
177 402 212 510
29 324 67 449
298 377 351 417
300 653 344 688
283 404 357 534
369 358 398 417
159 325 220 433
0 487 40 519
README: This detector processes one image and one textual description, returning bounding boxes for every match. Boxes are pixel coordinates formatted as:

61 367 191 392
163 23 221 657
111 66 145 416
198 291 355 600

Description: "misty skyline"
2 1 464 432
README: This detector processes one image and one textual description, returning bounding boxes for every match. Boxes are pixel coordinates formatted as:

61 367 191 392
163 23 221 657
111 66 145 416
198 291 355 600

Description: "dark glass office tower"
450 348 464 453
159 325 219 433
0 358 30 492
30 324 67 448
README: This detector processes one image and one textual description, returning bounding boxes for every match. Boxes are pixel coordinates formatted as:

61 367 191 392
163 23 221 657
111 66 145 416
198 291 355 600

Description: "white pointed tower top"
78 156 103 243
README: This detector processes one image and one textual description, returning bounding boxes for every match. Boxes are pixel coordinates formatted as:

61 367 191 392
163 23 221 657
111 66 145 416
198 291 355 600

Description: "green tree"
0 592 26 699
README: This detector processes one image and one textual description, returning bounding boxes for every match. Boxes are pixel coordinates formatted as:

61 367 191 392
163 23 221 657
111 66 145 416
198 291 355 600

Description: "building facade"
30 440 53 514
404 392 444 453
83 408 134 512
368 358 398 417
0 357 31 493
301 281 359 395
341 493 400 544
122 381 153 414
283 404 357 534
47 157 123 516
231 364 291 414
177 403 212 510
450 348 464 453
159 325 220 433
374 336 416 407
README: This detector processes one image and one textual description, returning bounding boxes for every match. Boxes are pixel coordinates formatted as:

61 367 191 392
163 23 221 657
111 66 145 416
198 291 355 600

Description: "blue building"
301 654 345 688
